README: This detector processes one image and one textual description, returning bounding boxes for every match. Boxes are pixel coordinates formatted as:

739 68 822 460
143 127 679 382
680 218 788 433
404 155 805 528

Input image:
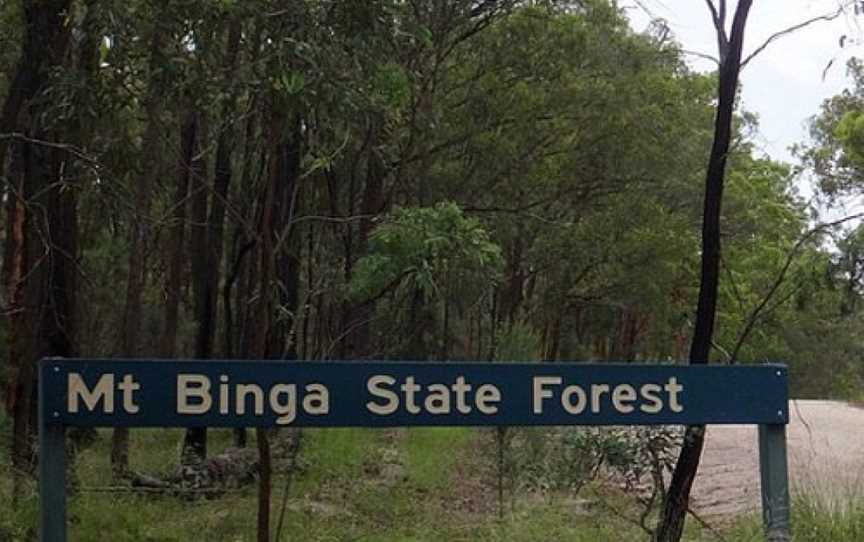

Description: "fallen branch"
77 485 249 495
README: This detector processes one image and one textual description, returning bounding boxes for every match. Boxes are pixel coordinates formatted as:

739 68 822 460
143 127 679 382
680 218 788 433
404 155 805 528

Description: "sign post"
38 359 790 541
39 363 67 542
759 423 791 542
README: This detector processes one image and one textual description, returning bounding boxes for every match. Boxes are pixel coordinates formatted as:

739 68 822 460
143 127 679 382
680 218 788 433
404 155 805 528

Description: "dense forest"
4 0 864 540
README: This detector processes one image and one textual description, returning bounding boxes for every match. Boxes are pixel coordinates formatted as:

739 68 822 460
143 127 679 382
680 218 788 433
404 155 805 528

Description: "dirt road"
692 400 864 517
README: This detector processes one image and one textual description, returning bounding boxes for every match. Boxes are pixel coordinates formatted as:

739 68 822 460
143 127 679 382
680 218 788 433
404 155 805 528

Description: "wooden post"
758 423 791 542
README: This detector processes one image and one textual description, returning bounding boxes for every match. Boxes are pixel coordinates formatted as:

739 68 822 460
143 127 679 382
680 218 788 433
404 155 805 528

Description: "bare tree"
656 1 848 539
655 1 754 540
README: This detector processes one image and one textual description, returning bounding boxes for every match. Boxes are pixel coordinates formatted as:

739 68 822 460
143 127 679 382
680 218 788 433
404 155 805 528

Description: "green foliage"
506 426 680 504
292 428 378 495
835 110 864 166
0 0 21 99
0 495 37 542
371 62 411 110
402 427 471 489
495 323 542 361
6 1 864 536
3 0 847 396
0 425 718 541
730 493 864 542
508 428 601 497
799 58 864 199
351 202 503 301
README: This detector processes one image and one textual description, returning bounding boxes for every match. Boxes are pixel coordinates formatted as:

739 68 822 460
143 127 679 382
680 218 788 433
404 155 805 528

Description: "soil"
692 400 864 518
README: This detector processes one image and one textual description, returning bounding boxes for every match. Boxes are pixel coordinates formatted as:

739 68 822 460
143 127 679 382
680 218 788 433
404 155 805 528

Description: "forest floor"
2 403 863 540
1 424 728 541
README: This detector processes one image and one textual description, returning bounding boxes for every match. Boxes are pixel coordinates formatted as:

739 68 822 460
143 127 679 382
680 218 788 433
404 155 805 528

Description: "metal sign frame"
37 358 791 541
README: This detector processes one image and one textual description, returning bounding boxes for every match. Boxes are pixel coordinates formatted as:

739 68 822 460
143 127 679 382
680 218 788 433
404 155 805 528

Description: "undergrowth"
2 417 862 541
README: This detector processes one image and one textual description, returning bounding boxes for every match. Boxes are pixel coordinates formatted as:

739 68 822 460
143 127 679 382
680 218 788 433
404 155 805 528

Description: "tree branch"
741 6 845 69
0 132 99 166
729 212 864 362
704 0 729 55
704 0 722 32
682 49 720 66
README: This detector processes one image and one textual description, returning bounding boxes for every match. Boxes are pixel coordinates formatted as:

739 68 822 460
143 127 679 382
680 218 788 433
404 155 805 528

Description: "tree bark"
181 110 209 464
182 18 244 463
247 90 304 541
344 130 387 358
159 115 196 359
0 0 74 495
656 2 753 541
111 22 168 478
270 116 303 360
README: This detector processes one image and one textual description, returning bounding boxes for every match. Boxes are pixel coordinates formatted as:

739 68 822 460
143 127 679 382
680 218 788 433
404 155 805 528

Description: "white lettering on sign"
177 374 212 414
62 369 689 423
665 378 684 413
561 383 587 414
366 375 398 415
270 384 297 424
67 373 140 414
366 375 502 416
533 376 561 414
176 375 330 424
532 376 685 415
639 383 663 413
475 384 501 414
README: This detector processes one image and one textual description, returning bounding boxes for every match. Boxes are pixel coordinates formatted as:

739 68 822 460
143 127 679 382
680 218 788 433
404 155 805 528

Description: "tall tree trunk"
501 234 525 328
182 18 244 463
656 3 753 541
224 88 260 374
249 93 304 542
111 23 167 478
181 110 210 464
344 129 387 358
268 113 303 360
0 0 74 496
208 19 243 354
406 285 430 360
159 116 196 359
4 148 31 498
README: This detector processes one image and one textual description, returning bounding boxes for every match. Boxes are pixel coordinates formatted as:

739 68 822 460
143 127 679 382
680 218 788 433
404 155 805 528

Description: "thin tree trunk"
248 96 290 542
269 112 303 360
160 113 196 359
181 18 244 464
345 132 387 358
181 110 209 464
111 23 167 478
656 2 753 541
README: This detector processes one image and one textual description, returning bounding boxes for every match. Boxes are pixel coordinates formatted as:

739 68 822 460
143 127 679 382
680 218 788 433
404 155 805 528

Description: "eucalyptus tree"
655 1 754 538
415 2 717 363
801 58 864 200
0 0 88 497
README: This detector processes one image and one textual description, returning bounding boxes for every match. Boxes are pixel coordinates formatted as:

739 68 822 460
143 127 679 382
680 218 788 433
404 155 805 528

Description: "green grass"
726 494 864 542
292 427 378 494
401 427 471 489
7 421 864 541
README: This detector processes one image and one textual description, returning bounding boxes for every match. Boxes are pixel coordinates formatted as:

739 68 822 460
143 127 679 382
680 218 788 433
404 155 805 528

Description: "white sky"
627 1 860 168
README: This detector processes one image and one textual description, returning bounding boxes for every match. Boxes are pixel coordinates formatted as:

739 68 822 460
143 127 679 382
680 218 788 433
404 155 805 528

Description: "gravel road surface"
692 400 864 517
